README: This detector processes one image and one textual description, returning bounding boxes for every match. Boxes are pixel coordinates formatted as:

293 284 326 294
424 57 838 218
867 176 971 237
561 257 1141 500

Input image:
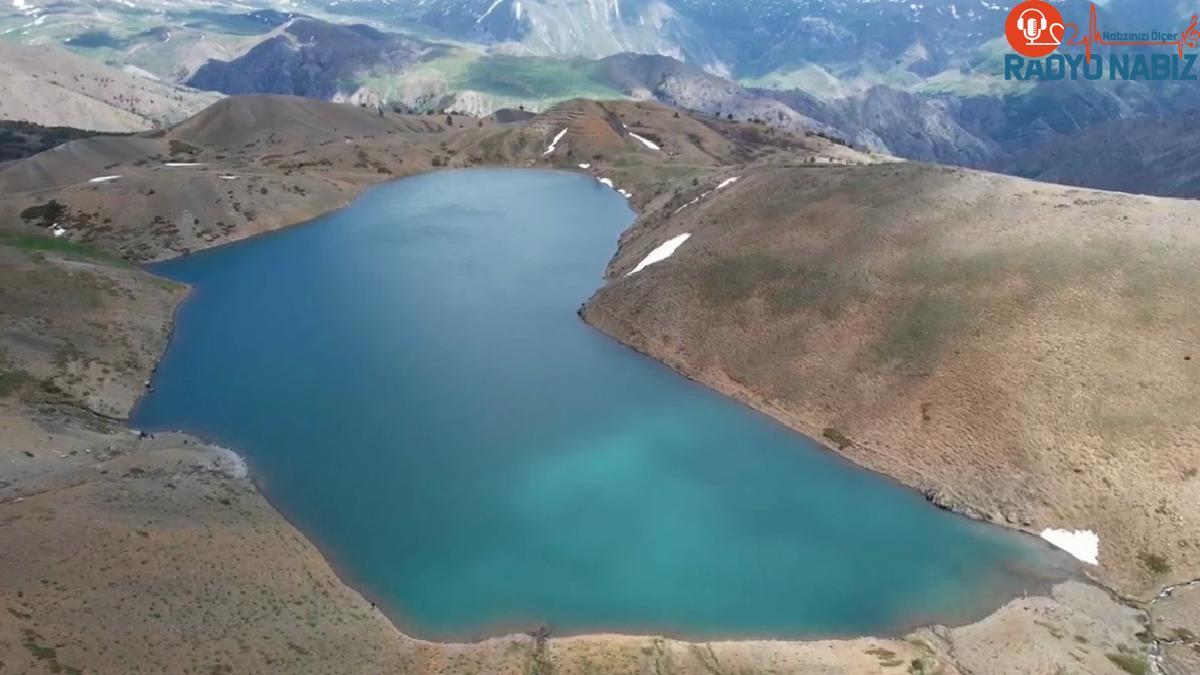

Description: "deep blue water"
134 169 1066 639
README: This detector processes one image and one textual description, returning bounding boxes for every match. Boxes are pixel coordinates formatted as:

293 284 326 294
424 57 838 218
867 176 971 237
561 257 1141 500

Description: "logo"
1005 0 1064 58
1003 2 1200 81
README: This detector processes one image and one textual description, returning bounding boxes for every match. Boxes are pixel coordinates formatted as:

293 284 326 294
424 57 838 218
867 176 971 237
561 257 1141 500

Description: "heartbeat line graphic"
1063 4 1200 62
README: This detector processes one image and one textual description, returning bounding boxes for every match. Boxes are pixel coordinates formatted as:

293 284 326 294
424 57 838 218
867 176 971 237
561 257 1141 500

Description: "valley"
0 94 1197 673
3 0 1200 672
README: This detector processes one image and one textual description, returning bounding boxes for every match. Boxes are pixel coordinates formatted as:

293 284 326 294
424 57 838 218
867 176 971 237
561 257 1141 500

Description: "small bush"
1138 551 1171 574
823 427 852 450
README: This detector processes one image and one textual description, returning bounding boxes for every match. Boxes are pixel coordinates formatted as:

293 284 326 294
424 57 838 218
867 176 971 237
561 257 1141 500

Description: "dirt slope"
0 41 220 133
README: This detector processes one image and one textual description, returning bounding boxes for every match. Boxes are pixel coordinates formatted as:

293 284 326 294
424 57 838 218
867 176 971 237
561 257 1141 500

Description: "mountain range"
4 0 1200 196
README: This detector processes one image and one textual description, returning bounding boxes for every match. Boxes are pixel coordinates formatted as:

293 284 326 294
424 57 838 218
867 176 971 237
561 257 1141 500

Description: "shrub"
1106 653 1147 675
1138 551 1171 574
19 200 66 225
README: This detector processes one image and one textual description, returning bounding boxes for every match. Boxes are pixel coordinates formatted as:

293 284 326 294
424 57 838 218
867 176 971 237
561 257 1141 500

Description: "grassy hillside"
371 49 627 113
586 162 1200 601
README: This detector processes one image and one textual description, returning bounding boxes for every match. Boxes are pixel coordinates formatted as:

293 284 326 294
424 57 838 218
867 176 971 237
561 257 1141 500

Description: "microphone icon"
1018 8 1049 42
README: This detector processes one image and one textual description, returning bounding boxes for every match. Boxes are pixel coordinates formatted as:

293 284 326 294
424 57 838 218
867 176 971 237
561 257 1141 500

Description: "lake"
133 169 1068 639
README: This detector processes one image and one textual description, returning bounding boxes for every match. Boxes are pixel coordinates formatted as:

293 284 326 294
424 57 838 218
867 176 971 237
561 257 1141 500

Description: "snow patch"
51 224 66 238
218 174 238 180
477 0 505 22
673 176 739 214
1040 529 1099 565
88 175 121 183
628 132 660 151
626 233 691 276
542 127 567 156
164 162 205 167
578 163 590 169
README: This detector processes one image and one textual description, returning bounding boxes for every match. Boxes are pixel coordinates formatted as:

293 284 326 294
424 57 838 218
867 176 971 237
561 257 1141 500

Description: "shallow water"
134 169 1068 639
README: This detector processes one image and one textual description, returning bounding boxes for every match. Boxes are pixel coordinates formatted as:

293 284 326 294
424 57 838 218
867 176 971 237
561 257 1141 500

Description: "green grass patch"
0 232 128 266
372 50 625 112
697 254 792 305
875 291 970 370
462 56 619 100
1106 653 1147 675
768 266 869 318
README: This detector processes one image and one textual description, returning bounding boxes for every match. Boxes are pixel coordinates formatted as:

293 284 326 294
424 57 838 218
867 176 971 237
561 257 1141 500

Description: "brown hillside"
0 97 859 262
585 161 1200 600
0 41 220 133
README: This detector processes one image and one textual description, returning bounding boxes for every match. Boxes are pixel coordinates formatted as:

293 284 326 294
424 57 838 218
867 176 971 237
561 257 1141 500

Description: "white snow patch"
88 175 121 183
1040 529 1099 565
597 177 614 188
12 0 29 9
542 127 567 156
477 0 504 22
716 176 740 189
626 233 690 276
51 224 66 238
577 163 591 169
218 174 239 180
164 162 205 167
628 132 659 151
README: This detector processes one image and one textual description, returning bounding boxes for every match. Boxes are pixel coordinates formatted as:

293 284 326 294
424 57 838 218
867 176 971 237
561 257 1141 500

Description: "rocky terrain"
1 95 1196 673
0 41 221 133
1011 109 1200 199
187 19 434 101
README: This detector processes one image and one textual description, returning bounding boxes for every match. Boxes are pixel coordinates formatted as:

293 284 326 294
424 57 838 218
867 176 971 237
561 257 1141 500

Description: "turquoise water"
134 169 1066 639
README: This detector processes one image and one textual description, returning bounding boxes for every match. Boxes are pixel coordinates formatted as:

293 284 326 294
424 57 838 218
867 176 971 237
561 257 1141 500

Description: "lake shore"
1 96 1192 673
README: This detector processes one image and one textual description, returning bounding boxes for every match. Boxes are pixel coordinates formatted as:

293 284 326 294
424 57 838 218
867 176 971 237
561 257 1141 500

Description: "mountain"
2 0 300 81
341 0 1009 79
594 53 825 134
187 19 433 100
0 40 221 132
1011 109 1200 198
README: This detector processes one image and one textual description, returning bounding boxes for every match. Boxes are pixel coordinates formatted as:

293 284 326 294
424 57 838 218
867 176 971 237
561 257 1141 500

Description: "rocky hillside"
1011 109 1200 198
0 95 857 262
0 41 220 132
